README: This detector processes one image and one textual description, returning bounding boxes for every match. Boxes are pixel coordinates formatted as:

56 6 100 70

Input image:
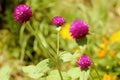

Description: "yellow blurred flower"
102 74 116 80
59 23 73 40
110 30 120 44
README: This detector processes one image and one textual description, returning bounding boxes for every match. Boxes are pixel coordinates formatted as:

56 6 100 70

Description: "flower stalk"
20 25 26 62
56 27 63 80
52 16 65 80
26 22 56 59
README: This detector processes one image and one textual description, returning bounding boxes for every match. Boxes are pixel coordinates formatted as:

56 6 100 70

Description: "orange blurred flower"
100 39 109 49
109 50 116 57
97 39 116 58
97 39 108 59
97 49 106 59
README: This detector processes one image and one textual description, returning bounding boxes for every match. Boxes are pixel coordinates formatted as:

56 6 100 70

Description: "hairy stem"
20 25 26 63
56 30 63 80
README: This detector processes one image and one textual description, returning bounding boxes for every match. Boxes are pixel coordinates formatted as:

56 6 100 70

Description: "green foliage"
22 51 91 80
0 65 10 80
47 70 70 80
22 59 50 79
59 51 80 63
67 67 81 79
79 70 90 80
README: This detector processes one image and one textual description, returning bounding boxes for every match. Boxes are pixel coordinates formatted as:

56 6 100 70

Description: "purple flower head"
14 4 32 23
70 20 89 40
77 56 92 70
52 16 66 27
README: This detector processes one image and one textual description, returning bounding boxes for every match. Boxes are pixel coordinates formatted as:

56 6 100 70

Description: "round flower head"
77 56 92 70
70 20 89 40
52 16 66 27
14 4 32 23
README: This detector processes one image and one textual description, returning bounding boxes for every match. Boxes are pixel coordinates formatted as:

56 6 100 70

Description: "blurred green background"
0 0 120 80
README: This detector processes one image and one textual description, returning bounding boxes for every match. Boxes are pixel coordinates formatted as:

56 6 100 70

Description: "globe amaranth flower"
52 16 66 27
77 56 92 70
14 4 32 23
70 20 89 40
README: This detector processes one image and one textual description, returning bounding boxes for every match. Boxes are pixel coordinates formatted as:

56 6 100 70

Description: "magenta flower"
52 16 66 27
70 20 89 40
14 4 32 23
77 56 92 70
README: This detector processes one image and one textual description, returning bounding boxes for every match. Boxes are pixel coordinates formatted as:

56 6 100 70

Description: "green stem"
83 71 85 80
56 30 63 80
20 24 26 63
26 22 35 33
37 31 56 56
26 22 63 80
20 44 25 62
56 62 63 80
92 61 101 80
26 22 56 62
57 30 60 55
27 22 56 56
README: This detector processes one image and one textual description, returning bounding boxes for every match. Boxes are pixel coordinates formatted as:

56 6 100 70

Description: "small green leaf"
76 36 87 46
60 52 73 62
22 65 44 79
47 59 55 68
47 70 61 80
22 65 36 73
59 51 80 63
36 59 50 73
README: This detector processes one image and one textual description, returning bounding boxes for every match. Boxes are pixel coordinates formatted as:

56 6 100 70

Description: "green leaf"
36 59 50 73
60 52 73 62
0 65 10 80
47 70 70 80
76 36 87 46
71 52 81 64
59 51 80 63
22 65 42 79
67 67 81 79
22 59 50 79
79 70 90 80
